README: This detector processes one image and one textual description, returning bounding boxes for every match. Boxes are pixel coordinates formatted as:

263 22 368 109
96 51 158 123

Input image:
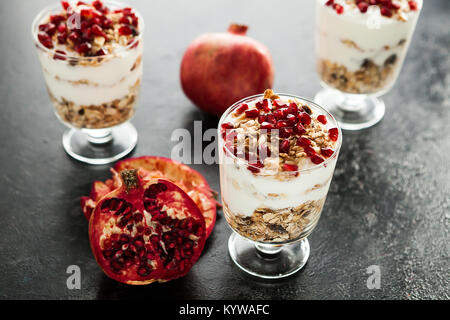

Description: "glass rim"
218 92 343 175
31 0 144 60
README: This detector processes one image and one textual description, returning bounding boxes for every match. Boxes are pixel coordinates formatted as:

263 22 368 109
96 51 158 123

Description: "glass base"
228 233 310 279
314 88 385 131
62 122 138 165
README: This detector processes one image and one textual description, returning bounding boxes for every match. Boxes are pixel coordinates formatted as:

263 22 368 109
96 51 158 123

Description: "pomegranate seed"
333 4 344 14
325 0 334 6
304 145 316 157
57 32 67 44
266 114 276 124
297 137 311 147
96 48 107 56
44 23 57 36
260 122 275 130
57 23 67 33
276 120 289 129
262 99 271 112
299 113 311 125
50 14 65 25
92 0 104 10
131 16 139 28
380 7 392 17
279 127 294 138
321 148 334 158
91 24 107 38
408 1 418 11
283 163 298 172
53 50 66 61
258 114 267 123
255 101 264 110
247 162 263 174
76 42 92 55
294 123 306 135
273 109 284 120
221 122 234 130
358 2 369 13
279 139 290 154
118 25 132 36
38 32 53 49
80 9 95 19
68 31 80 43
329 128 339 141
120 16 131 25
287 103 298 115
61 1 70 10
317 115 327 124
80 21 89 33
122 7 133 15
285 114 297 125
256 99 269 111
235 103 248 115
311 155 325 165
273 99 287 109
245 109 259 118
102 18 113 29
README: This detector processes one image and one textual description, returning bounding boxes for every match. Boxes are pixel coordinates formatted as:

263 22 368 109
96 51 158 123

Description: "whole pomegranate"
180 24 274 116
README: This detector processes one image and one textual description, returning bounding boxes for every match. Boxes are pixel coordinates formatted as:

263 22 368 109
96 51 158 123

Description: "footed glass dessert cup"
32 1 144 164
218 90 342 279
314 0 422 130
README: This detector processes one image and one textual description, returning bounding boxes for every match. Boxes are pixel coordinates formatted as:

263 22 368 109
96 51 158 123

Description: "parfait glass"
218 94 342 279
31 1 144 164
314 0 422 130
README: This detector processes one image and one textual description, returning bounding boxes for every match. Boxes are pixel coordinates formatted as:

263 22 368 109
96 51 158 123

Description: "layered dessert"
316 0 422 94
33 0 143 129
218 90 341 243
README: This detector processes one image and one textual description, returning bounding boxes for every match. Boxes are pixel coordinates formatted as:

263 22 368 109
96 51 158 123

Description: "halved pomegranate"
89 169 206 284
81 171 121 220
81 157 218 238
114 156 218 238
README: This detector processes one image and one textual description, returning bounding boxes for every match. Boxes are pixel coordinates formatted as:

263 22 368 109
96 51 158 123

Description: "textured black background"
0 0 449 300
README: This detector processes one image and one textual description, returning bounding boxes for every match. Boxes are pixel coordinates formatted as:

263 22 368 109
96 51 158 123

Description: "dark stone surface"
0 0 449 300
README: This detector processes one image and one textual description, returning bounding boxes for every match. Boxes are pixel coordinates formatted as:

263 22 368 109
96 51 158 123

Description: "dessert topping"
221 89 339 174
325 0 419 18
37 0 140 57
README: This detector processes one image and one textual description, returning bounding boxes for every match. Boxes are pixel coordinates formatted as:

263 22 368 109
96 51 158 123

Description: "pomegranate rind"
81 180 115 220
89 173 206 285
114 156 217 238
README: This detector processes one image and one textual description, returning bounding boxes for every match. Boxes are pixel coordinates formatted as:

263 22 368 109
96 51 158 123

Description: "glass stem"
337 93 368 113
255 243 283 259
84 128 113 145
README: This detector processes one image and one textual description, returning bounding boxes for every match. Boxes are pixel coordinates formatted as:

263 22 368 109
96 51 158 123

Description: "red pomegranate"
81 156 218 238
180 24 274 116
89 169 206 284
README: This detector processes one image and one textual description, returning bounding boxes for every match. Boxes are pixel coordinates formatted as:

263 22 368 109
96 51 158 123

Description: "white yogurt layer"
37 42 143 106
219 97 340 217
316 0 422 71
220 151 337 217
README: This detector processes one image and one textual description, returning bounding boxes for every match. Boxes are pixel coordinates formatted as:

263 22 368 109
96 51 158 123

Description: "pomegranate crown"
228 24 248 35
120 169 139 192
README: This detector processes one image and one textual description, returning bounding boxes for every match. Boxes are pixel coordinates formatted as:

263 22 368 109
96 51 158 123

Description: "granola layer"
224 198 325 243
49 78 140 129
318 58 398 94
